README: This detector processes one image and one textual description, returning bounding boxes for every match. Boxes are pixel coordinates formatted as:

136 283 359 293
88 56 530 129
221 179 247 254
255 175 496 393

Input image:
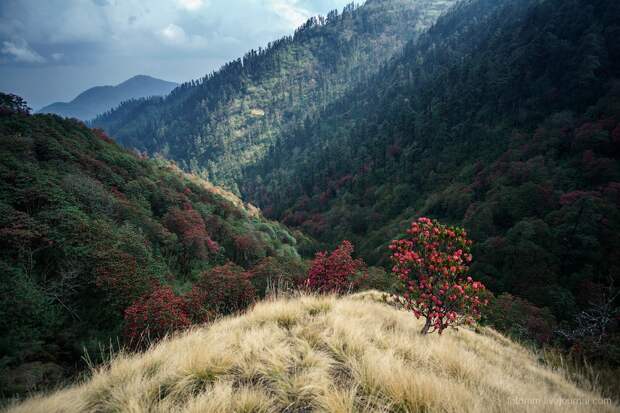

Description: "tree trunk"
420 317 431 335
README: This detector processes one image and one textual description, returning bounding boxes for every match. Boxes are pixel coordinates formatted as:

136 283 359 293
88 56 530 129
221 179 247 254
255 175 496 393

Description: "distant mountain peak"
126 74 154 80
38 75 178 121
119 74 165 86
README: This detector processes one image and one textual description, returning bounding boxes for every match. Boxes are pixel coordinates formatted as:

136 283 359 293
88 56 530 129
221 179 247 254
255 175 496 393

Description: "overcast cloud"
0 0 352 109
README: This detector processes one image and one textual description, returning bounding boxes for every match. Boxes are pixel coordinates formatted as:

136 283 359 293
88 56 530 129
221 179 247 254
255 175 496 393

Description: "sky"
0 0 352 110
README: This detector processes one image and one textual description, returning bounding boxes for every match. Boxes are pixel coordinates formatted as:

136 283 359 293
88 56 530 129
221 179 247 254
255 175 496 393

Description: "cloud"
177 0 205 11
1 39 45 63
160 23 186 43
270 0 312 28
0 0 353 108
158 23 208 50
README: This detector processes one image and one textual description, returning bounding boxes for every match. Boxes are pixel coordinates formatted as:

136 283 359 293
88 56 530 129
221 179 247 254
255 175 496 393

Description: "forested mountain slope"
0 98 306 396
93 0 458 193
242 0 620 338
38 75 177 121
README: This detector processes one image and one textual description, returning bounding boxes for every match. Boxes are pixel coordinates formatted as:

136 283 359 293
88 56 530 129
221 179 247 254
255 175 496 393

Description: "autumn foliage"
95 251 152 308
122 263 257 344
164 204 219 260
123 285 191 345
304 240 366 294
390 217 487 334
189 263 256 315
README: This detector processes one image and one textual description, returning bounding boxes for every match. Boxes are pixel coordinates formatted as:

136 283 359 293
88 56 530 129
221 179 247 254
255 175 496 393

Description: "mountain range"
95 0 620 328
93 0 459 192
95 0 620 369
0 102 309 397
38 75 177 121
238 0 620 362
2 0 620 404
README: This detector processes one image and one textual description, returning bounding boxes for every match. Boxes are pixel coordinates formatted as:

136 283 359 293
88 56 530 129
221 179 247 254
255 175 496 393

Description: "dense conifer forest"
93 0 458 193
243 0 620 356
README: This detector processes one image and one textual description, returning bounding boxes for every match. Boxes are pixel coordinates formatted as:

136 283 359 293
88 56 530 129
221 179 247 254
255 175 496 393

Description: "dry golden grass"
5 292 618 413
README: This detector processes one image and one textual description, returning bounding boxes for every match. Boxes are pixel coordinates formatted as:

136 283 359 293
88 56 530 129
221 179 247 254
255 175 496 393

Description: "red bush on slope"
390 217 488 334
304 240 366 294
124 285 191 344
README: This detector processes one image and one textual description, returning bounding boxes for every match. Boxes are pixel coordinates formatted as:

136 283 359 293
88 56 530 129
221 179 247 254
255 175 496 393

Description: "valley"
1 0 619 410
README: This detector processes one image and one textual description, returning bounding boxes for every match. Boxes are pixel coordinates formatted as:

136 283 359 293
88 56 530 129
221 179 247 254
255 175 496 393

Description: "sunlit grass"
6 292 618 413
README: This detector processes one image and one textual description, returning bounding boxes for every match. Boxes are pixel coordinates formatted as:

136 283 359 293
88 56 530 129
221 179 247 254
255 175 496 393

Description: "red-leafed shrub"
301 214 328 237
164 204 219 259
559 190 601 206
0 209 48 252
95 251 152 307
92 128 114 144
304 240 366 294
189 263 256 315
183 288 217 324
389 217 488 334
233 234 264 265
283 210 308 227
123 285 191 345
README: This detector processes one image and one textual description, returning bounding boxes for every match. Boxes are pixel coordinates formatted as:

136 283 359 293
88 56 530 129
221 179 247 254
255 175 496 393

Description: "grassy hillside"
4 292 617 413
93 0 458 192
0 101 307 396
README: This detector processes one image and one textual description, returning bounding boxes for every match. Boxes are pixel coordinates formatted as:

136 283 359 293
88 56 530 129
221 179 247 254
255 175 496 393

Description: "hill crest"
5 293 616 413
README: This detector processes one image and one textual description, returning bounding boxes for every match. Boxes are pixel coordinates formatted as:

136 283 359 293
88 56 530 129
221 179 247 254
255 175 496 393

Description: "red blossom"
95 251 154 306
188 263 256 315
123 285 191 346
92 128 114 143
303 240 366 294
390 217 487 334
164 205 219 259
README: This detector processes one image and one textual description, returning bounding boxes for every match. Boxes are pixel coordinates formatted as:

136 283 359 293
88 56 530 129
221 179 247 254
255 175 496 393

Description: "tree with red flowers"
123 285 191 346
164 203 219 260
389 217 487 335
304 240 366 294
188 263 256 315
233 234 264 265
95 250 154 309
